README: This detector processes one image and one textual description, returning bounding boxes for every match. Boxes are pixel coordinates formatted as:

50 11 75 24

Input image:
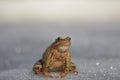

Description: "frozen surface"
0 59 120 80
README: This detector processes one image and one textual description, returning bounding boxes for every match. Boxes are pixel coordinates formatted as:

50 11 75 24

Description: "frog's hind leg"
33 59 43 74
69 62 78 75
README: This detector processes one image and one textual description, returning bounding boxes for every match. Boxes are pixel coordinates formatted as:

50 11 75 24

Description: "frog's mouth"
58 46 69 52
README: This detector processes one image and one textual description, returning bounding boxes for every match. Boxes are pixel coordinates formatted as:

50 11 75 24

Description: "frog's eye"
66 37 71 41
56 37 62 41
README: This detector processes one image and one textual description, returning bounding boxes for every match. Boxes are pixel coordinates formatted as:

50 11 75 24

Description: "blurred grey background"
0 0 120 72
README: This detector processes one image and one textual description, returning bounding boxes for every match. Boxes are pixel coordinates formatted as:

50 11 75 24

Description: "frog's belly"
48 61 65 72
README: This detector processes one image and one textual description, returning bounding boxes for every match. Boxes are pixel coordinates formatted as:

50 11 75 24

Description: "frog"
33 37 78 78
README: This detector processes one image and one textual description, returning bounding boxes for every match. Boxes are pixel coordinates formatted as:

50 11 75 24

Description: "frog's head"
52 37 71 52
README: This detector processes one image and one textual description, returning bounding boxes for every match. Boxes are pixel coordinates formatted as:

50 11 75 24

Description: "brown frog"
33 37 78 78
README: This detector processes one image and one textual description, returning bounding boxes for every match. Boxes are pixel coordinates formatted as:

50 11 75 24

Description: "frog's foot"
33 60 43 74
69 62 78 75
43 72 53 78
69 68 78 75
33 65 42 74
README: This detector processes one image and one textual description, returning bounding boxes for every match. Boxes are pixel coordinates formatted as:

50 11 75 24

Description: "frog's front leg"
42 64 54 78
42 71 53 78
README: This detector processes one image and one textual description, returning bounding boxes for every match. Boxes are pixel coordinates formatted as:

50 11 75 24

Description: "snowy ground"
0 59 120 80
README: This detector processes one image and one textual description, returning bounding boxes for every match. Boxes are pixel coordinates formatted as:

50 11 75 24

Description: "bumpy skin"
33 37 77 78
